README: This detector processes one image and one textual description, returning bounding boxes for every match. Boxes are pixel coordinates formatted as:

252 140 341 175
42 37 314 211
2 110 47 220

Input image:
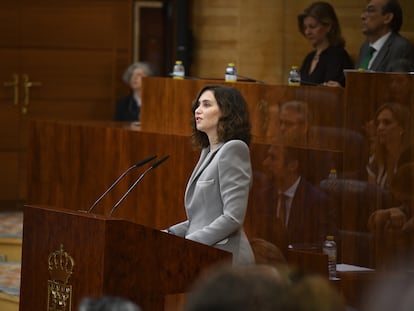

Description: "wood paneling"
0 0 132 209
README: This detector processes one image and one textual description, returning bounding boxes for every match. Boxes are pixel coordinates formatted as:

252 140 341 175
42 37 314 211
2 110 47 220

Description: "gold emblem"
47 244 75 311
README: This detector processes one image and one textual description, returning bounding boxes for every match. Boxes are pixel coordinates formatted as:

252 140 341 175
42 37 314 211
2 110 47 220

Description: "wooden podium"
19 205 231 311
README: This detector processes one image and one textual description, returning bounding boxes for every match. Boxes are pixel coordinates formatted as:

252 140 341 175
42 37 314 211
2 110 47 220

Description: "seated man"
252 144 336 253
357 0 414 72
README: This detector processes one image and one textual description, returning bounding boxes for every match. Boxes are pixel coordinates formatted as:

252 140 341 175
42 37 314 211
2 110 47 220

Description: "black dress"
113 95 140 121
300 46 353 87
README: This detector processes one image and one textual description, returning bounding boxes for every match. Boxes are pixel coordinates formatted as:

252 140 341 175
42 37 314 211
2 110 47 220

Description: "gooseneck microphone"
87 155 157 213
236 74 265 84
109 155 170 216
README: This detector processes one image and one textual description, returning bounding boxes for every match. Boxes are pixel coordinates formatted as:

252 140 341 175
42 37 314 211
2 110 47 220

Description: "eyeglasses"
362 6 379 14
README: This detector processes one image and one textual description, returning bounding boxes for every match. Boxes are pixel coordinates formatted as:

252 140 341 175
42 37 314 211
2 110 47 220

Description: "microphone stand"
87 155 157 213
109 155 170 216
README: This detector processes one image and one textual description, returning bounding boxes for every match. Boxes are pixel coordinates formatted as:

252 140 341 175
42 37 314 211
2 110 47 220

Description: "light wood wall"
191 0 414 84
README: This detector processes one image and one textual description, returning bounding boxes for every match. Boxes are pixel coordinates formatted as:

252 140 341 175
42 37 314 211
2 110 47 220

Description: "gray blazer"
357 32 414 72
169 140 255 265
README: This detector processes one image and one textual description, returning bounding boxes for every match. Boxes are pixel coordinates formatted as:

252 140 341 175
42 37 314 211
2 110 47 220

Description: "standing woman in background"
113 62 154 122
165 85 255 265
297 1 353 87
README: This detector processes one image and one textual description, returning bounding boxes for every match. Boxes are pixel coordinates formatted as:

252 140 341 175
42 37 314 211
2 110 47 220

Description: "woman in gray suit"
166 85 255 265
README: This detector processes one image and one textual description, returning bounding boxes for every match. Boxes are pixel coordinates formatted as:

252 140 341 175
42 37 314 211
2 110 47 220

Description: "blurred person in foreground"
183 264 289 311
79 296 141 311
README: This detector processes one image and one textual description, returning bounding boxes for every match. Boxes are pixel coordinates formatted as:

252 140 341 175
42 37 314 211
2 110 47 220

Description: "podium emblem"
47 244 75 311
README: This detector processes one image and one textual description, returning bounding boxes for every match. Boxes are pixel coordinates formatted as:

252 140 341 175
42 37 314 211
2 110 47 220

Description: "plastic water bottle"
225 63 237 82
328 169 337 180
323 235 337 280
172 60 185 79
288 65 301 86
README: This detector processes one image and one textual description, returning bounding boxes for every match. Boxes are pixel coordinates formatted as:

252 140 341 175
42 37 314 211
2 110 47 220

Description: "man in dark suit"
252 144 336 253
357 0 414 72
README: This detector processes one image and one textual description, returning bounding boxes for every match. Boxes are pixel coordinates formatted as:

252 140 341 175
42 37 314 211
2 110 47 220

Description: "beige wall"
191 0 414 84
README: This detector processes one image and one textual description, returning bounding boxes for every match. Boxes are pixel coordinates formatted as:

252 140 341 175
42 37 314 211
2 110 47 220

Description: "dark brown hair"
191 85 251 148
298 1 345 47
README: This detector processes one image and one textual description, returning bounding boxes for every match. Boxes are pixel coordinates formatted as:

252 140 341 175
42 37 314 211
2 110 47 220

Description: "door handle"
3 74 19 106
22 74 42 115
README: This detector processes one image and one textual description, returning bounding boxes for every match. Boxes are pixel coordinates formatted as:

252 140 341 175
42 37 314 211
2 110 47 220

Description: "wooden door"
0 0 132 209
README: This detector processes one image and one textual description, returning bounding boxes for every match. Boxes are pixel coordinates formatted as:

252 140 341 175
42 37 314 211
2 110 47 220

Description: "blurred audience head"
279 101 311 145
289 274 345 311
183 263 289 311
249 238 287 265
78 296 141 311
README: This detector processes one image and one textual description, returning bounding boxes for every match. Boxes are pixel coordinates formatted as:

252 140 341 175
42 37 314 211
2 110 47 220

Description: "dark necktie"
359 46 376 70
277 192 287 226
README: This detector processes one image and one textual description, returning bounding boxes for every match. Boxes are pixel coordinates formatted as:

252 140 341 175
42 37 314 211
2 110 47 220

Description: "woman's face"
376 108 403 145
303 16 331 48
194 90 222 138
129 67 147 92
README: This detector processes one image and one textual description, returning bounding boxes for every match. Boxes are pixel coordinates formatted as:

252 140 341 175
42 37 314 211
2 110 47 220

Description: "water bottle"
323 235 337 280
328 169 337 180
172 60 185 79
288 65 301 86
225 63 237 82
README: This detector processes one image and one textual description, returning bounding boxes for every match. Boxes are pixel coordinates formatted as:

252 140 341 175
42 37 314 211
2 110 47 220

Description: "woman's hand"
321 81 342 87
387 207 407 228
368 209 389 233
368 207 407 233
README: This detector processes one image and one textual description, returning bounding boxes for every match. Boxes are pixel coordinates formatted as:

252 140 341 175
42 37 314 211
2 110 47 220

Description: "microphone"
167 73 202 80
87 155 157 213
300 80 322 86
236 73 265 84
109 155 170 216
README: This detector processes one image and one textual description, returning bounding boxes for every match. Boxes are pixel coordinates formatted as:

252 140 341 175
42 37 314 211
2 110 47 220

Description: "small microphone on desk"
167 73 202 80
236 74 265 84
87 155 157 213
300 80 323 86
109 155 170 216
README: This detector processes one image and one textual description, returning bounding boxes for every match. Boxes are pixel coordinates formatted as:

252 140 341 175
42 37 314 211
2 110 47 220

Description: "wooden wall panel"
20 0 131 50
191 0 284 83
